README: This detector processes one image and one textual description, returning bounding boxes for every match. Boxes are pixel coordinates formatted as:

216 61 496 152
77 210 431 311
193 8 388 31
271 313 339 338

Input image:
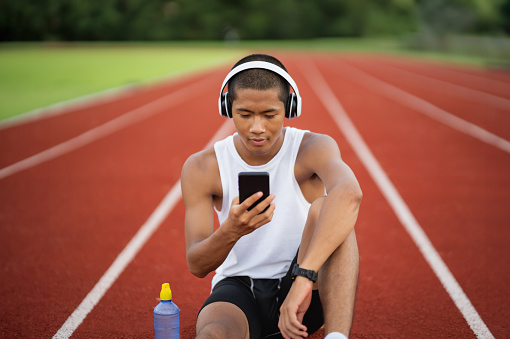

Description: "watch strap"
291 263 318 283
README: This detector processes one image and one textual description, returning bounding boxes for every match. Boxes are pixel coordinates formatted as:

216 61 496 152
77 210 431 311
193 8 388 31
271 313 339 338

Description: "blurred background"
1 0 509 121
1 0 508 49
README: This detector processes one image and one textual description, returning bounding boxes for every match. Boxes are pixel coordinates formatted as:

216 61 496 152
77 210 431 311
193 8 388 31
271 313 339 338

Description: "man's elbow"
351 186 363 207
189 267 208 279
335 183 362 209
186 254 209 278
338 186 362 232
350 188 362 221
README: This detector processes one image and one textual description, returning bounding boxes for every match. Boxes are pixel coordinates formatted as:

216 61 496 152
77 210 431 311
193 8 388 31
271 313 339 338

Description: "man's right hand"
223 192 276 240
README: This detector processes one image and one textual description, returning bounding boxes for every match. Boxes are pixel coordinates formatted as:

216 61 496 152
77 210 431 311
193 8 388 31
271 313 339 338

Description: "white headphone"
218 61 302 119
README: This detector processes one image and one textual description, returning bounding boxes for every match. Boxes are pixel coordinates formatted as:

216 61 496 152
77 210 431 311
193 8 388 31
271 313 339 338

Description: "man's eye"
265 115 276 119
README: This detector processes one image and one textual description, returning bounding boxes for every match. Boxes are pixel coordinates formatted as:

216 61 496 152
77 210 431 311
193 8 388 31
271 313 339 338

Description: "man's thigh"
198 277 262 338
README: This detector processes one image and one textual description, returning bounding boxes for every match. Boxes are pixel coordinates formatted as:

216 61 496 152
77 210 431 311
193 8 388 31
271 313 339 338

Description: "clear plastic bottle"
154 283 180 339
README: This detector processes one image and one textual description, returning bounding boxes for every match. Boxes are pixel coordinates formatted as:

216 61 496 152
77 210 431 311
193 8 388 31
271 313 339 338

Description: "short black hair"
228 54 291 105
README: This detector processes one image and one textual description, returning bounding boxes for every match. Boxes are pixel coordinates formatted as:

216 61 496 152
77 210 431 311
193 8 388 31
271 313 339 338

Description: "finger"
287 321 308 338
279 308 307 339
247 202 275 229
284 312 307 337
246 193 275 217
282 320 307 339
261 201 276 218
278 318 290 339
239 192 264 210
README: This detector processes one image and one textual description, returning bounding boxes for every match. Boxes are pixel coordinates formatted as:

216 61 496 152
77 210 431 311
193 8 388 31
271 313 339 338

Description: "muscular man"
182 54 361 339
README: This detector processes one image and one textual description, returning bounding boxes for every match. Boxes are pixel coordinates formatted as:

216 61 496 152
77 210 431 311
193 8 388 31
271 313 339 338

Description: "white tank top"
212 127 311 288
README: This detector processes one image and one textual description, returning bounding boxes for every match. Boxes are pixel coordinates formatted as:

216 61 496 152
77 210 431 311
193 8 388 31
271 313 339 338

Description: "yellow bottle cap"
160 283 173 301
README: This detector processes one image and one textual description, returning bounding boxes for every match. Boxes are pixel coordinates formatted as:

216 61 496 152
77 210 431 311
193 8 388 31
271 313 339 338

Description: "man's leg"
319 230 359 336
298 197 360 337
196 302 250 339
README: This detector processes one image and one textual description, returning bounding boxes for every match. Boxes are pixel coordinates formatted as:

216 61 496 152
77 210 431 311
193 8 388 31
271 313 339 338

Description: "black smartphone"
238 172 270 212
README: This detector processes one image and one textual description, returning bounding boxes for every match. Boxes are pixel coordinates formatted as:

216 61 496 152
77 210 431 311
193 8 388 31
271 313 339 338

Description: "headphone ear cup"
220 92 233 118
286 93 298 119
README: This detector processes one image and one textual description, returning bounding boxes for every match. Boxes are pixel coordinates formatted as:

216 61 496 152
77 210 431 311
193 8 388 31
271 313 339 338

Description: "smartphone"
238 172 270 212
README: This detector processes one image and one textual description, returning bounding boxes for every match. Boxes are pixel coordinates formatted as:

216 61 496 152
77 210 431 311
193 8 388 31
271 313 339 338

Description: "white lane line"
0 56 235 130
52 118 235 339
0 83 137 131
331 57 510 155
300 58 494 339
373 62 510 111
0 74 218 180
407 62 510 93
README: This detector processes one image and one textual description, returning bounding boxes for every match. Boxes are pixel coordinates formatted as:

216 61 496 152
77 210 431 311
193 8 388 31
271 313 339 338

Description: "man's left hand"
278 276 314 338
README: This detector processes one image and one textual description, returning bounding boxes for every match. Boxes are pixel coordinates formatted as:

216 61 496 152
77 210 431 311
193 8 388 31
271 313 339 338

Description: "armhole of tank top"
213 141 229 215
291 129 312 207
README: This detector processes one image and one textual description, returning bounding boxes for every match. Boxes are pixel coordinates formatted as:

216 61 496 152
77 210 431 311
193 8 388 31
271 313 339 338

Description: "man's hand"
279 276 314 338
223 192 275 241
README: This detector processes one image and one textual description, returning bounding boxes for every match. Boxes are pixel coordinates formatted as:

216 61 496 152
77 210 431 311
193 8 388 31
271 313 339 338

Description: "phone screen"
238 172 270 212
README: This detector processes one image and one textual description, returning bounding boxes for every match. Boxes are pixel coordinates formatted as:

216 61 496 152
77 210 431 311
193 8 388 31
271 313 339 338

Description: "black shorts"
199 255 324 338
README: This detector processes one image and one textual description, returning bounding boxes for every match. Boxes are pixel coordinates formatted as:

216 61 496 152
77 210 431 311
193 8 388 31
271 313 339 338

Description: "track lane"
0 69 229 338
0 73 226 181
323 56 510 155
313 55 509 337
293 55 482 338
303 56 497 338
68 54 478 338
362 60 510 112
368 55 510 98
68 72 240 337
0 69 221 168
340 56 510 141
1 53 508 338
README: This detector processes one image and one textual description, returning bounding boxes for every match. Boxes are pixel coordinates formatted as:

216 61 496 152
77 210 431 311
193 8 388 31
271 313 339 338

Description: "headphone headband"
218 60 302 118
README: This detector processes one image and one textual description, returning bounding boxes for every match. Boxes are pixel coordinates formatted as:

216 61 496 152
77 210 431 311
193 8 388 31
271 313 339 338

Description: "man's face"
231 87 286 159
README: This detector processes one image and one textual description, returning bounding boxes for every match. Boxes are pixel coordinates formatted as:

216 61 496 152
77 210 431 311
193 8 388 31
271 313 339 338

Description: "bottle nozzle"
160 283 173 301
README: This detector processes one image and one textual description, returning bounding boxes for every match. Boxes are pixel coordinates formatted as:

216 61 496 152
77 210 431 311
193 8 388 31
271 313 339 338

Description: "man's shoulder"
296 131 342 169
182 147 218 177
299 131 339 154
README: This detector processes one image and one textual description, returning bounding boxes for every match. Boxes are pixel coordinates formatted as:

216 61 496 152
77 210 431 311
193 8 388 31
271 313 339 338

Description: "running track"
0 52 509 338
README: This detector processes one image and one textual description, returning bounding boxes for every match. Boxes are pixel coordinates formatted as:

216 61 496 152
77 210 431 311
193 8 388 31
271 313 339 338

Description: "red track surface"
1 53 509 338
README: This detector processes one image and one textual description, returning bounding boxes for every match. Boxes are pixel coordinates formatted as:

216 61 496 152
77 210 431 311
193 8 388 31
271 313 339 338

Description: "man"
181 54 361 339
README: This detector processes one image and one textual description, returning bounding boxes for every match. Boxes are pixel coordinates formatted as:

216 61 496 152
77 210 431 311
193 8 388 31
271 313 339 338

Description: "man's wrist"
219 219 241 244
291 263 318 283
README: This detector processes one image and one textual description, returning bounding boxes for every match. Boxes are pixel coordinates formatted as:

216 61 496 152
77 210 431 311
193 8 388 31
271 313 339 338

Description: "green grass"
1 38 503 122
0 44 246 121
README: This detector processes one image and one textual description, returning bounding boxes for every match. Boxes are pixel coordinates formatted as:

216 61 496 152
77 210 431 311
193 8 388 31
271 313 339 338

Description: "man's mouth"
250 137 267 146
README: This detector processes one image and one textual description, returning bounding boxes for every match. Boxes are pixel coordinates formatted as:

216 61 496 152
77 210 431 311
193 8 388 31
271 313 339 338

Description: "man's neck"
234 127 286 166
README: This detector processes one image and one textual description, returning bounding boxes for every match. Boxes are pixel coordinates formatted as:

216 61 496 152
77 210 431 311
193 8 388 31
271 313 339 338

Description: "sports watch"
291 264 318 283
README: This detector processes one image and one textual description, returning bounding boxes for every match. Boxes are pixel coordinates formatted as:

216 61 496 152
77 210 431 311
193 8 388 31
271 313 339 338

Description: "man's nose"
250 116 265 134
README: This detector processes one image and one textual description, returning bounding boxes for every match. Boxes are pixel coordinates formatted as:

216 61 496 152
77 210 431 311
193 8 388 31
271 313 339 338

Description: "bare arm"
182 151 276 278
279 133 362 338
298 133 362 273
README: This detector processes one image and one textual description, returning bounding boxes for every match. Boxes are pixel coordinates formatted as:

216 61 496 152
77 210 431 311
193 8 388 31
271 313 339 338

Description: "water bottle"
154 282 180 338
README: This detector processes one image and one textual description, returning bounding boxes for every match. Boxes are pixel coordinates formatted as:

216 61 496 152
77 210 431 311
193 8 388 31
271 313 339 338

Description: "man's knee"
196 302 249 339
196 323 231 339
